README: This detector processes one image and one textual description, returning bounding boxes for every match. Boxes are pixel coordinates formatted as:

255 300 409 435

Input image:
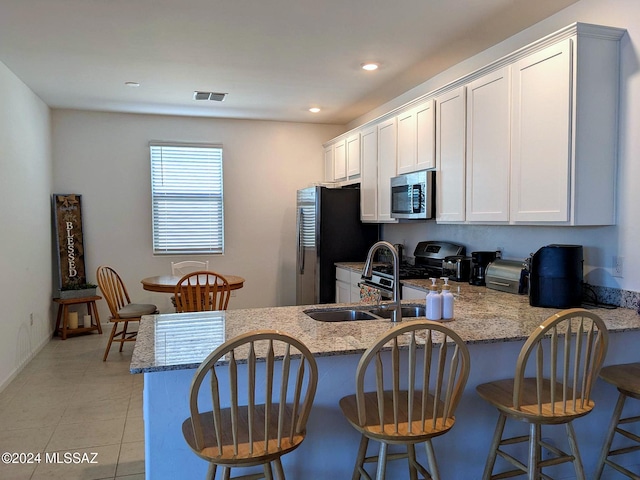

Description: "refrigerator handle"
297 207 305 274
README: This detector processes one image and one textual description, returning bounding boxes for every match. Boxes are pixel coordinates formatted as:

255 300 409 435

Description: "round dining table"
141 274 245 294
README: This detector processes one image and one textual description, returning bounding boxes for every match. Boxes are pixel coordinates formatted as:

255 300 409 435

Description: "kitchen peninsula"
132 284 640 479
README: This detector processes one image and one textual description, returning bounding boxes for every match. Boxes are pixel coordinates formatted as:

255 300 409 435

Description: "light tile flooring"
0 331 144 480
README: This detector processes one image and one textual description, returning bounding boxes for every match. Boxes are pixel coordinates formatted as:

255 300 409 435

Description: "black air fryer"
529 244 583 308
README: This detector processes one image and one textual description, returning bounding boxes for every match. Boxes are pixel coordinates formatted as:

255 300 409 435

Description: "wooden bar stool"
181 330 318 480
339 320 471 480
594 362 640 479
476 308 608 480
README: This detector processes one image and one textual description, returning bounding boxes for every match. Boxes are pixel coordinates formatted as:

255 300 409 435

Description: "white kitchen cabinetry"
335 267 351 303
397 100 436 174
361 119 398 223
324 144 334 183
435 87 466 223
349 270 362 301
346 133 361 178
510 39 570 223
333 138 347 182
325 133 361 185
377 117 399 223
324 23 624 227
510 31 620 225
360 125 378 222
465 67 511 223
401 285 426 301
335 266 363 303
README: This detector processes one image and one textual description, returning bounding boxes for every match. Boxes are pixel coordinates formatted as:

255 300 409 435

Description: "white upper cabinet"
377 117 399 223
324 144 334 183
466 66 511 223
346 133 361 177
435 86 466 223
333 138 347 182
323 23 624 226
397 100 436 174
510 39 571 223
325 133 361 185
511 27 622 225
360 125 378 222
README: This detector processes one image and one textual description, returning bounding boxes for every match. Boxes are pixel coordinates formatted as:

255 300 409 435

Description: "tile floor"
0 330 144 480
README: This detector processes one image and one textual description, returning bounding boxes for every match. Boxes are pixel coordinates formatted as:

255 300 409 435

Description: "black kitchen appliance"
442 255 471 282
529 244 583 308
296 186 379 305
469 251 498 286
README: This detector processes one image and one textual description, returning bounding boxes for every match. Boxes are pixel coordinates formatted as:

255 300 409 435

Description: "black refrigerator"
296 186 379 305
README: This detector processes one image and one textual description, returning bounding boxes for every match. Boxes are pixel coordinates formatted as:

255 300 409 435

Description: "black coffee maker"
469 251 497 286
529 244 583 308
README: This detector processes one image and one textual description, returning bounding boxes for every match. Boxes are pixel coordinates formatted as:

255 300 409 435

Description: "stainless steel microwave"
390 170 435 219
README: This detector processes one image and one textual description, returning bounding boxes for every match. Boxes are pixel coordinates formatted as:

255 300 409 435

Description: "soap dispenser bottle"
441 277 454 320
426 278 442 321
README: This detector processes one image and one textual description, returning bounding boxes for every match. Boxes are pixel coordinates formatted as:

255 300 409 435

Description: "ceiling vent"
193 91 227 101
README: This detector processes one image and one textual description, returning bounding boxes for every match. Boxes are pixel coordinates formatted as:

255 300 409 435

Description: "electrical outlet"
30 313 34 326
613 256 624 278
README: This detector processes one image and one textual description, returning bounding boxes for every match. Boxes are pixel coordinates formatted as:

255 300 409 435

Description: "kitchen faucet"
362 241 402 322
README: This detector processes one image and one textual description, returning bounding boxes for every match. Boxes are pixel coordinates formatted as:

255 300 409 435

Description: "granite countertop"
131 281 640 374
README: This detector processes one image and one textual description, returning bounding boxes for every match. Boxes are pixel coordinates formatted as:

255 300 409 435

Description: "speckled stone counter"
134 284 640 480
131 283 640 374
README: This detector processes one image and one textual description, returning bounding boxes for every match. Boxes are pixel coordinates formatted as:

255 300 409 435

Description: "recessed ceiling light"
309 107 321 113
361 63 379 71
124 81 140 87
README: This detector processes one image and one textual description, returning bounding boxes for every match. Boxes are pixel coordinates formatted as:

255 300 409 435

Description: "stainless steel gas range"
362 241 465 298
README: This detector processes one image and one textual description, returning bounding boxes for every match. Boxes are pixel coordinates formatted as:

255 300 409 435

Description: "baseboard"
0 330 53 394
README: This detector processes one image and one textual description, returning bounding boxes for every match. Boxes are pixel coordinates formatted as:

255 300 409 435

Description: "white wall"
52 111 343 317
353 0 640 292
0 61 53 390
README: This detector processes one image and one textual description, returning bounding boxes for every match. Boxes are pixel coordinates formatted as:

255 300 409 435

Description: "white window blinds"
150 143 224 254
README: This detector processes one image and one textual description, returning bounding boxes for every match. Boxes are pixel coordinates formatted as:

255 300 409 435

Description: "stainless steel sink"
368 305 427 319
303 309 379 322
304 304 427 322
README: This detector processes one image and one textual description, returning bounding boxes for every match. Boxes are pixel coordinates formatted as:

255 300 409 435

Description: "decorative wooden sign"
53 194 87 291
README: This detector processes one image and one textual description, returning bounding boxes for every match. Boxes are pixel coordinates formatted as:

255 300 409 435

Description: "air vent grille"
193 91 227 101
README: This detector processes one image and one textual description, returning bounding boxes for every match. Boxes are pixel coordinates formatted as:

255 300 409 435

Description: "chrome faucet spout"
361 241 402 322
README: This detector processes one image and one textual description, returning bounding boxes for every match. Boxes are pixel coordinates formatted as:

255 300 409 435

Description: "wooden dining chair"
174 271 231 312
339 320 471 480
476 308 609 480
594 362 640 479
96 265 158 361
181 330 319 480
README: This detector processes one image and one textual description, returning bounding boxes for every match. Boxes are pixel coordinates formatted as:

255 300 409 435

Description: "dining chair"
594 362 640 479
96 265 158 361
339 320 471 480
182 330 319 480
476 308 608 480
171 260 210 276
170 260 210 308
174 271 231 312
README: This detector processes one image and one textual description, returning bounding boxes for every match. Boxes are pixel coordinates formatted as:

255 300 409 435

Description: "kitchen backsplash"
588 284 640 311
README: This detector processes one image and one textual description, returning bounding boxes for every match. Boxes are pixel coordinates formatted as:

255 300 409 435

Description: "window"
150 143 224 254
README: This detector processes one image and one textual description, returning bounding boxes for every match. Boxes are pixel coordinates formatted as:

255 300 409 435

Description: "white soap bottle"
441 277 454 320
426 278 442 321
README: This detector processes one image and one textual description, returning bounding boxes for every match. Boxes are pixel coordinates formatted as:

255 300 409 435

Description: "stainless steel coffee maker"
469 251 498 286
